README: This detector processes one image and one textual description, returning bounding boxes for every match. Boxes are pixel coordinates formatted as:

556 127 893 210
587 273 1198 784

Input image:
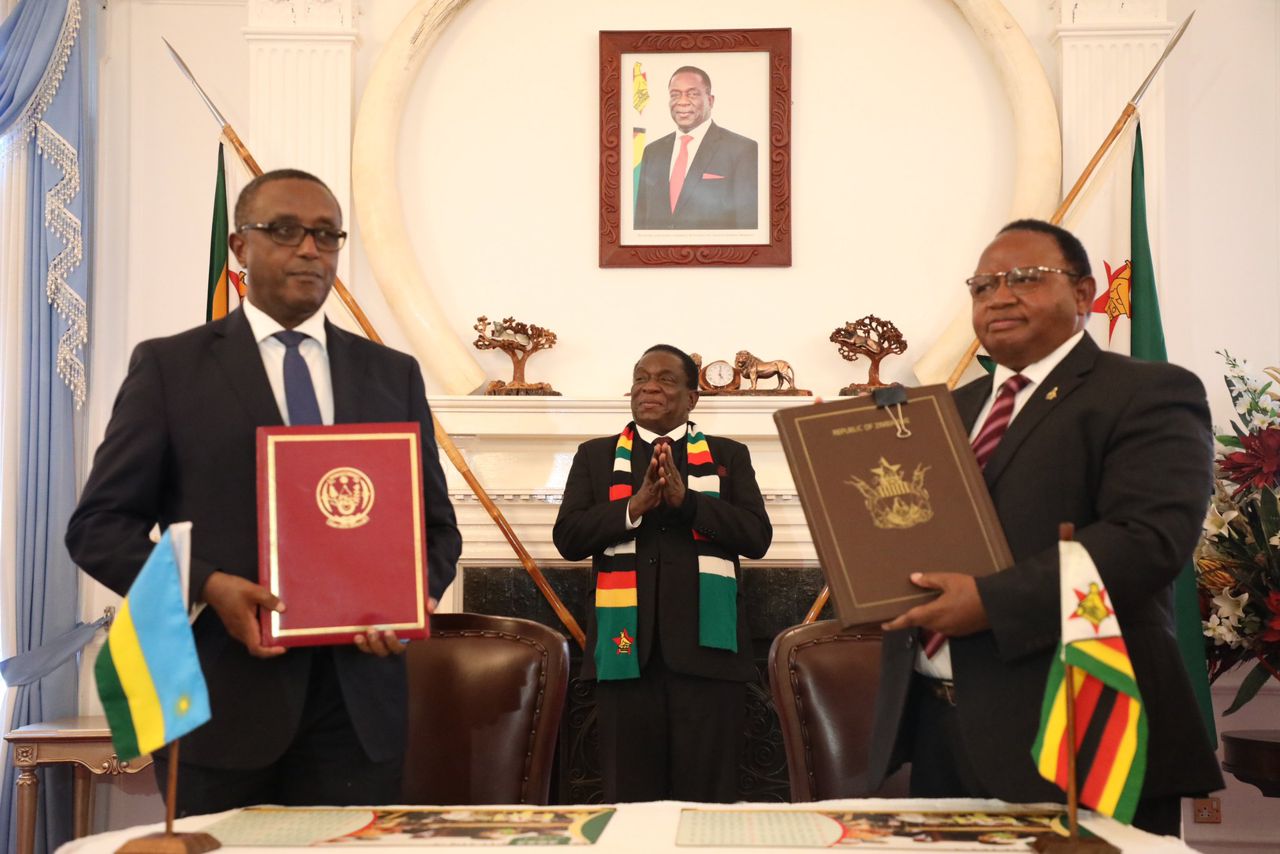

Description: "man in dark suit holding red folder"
863 220 1221 836
67 169 461 814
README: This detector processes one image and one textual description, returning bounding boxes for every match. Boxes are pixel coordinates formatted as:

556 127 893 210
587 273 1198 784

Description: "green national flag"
206 144 243 321
1124 125 1216 745
1071 121 1215 745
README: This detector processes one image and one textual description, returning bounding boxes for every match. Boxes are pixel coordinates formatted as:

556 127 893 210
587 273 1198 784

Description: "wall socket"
1192 797 1222 823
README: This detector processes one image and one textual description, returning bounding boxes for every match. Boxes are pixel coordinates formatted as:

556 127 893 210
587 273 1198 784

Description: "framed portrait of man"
599 28 792 268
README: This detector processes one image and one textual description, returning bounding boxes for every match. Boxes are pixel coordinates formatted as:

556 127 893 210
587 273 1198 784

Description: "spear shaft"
163 39 585 648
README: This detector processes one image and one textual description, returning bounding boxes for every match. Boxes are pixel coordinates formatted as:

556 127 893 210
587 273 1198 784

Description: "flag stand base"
115 831 220 853
1031 836 1119 854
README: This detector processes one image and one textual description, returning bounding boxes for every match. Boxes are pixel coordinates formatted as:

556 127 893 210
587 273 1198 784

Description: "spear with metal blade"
943 11 1195 389
163 38 585 648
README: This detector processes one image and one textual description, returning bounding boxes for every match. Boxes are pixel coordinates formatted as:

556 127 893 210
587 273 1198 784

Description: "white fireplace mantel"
429 395 820 569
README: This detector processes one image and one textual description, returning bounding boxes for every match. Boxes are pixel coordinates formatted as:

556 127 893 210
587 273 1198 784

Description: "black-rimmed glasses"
965 266 1081 301
239 222 347 252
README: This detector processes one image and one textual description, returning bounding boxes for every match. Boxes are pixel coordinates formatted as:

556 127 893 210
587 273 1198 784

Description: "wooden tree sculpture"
473 315 561 395
830 315 908 397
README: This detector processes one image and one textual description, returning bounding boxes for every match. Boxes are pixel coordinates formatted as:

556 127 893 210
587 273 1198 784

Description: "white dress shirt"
915 330 1085 680
241 299 335 426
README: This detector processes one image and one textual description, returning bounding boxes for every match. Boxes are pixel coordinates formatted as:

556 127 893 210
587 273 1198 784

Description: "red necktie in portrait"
669 135 693 213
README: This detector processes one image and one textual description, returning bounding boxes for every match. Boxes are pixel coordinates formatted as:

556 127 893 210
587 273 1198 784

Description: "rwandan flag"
1031 540 1146 823
206 143 244 321
95 523 210 760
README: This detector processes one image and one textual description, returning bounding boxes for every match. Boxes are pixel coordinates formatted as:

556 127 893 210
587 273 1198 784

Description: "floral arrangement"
1197 351 1280 713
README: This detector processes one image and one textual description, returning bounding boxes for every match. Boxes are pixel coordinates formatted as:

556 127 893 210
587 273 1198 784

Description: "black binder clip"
872 385 911 439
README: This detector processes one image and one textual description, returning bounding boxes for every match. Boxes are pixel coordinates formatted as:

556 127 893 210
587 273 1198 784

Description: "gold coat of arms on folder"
774 386 1012 626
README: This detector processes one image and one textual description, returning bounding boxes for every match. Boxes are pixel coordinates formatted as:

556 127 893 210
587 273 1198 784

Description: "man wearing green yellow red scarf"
553 344 772 803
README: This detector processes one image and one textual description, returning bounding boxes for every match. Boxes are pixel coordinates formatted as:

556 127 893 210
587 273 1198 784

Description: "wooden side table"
1222 729 1280 798
4 716 153 854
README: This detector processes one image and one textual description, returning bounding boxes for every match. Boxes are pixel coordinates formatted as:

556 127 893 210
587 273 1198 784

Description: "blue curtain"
0 0 95 851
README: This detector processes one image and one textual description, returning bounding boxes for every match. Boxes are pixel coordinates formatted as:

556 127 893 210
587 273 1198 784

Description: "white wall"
1163 0 1280 426
82 0 1280 839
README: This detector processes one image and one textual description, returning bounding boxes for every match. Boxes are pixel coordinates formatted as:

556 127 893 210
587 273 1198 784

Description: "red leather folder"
257 422 430 647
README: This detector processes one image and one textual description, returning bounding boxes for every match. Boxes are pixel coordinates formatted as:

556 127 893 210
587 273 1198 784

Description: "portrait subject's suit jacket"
865 334 1224 801
634 122 758 230
552 432 771 681
66 307 461 770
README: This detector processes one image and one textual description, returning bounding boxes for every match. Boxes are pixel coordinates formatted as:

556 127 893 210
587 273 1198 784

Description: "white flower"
1204 614 1244 648
1204 504 1239 537
1211 589 1249 624
1249 410 1274 431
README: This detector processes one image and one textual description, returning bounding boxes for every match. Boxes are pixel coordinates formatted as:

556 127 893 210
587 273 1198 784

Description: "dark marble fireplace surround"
462 565 834 804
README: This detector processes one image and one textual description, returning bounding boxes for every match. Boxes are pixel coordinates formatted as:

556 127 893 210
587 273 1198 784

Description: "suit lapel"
326 320 365 424
981 336 1100 487
210 309 284 426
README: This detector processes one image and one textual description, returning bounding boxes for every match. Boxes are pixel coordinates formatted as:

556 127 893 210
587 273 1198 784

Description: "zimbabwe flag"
1031 540 1147 823
206 143 244 321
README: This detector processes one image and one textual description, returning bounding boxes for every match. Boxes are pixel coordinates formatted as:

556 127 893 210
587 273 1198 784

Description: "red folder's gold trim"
264 431 425 638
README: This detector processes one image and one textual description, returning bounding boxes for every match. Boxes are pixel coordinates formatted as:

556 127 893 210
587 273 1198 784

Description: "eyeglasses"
239 222 347 252
965 266 1081 301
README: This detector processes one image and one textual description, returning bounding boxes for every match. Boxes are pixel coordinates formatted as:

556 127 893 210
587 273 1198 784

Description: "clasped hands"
627 441 686 520
201 570 437 659
880 572 990 637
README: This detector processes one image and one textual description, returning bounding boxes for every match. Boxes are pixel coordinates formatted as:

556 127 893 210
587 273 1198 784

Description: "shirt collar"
242 299 328 351
634 422 689 445
677 119 710 143
990 330 1084 391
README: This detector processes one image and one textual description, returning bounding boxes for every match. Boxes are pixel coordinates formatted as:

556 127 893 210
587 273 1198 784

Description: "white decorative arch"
351 0 1061 394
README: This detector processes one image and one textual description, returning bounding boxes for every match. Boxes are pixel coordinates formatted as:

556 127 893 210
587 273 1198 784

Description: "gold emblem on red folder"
846 457 933 530
316 467 375 529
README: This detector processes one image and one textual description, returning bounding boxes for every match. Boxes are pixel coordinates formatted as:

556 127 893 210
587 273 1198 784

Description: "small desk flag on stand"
94 522 210 759
1031 533 1147 852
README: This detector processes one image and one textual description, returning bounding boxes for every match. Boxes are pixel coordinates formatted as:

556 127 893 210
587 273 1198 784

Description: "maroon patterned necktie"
970 374 1031 469
922 373 1030 659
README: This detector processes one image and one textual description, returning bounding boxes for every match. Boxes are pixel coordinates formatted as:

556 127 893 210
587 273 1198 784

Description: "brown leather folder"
257 422 430 647
774 386 1012 626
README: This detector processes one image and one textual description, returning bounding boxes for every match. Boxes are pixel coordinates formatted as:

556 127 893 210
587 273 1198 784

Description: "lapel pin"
1046 386 1059 401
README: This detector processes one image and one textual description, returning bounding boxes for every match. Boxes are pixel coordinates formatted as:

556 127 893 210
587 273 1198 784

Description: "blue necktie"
273 330 322 426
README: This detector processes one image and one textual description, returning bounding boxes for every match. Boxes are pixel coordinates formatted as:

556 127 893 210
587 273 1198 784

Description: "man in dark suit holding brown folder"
554 345 771 802
864 220 1221 836
67 169 461 814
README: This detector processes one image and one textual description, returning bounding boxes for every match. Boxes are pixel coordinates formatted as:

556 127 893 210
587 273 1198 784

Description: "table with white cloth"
57 798 1198 853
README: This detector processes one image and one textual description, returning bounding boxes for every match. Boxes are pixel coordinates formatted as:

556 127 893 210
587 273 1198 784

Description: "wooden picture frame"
599 28 792 268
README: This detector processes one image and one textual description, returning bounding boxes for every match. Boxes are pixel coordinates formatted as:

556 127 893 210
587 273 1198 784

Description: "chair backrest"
402 613 569 805
768 620 887 802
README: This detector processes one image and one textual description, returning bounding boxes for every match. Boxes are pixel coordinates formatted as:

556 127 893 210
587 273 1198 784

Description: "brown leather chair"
769 619 907 801
402 613 569 805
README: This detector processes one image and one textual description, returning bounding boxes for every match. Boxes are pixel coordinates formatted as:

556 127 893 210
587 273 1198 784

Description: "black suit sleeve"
409 362 462 600
682 441 772 558
552 441 633 561
977 365 1213 661
66 342 219 599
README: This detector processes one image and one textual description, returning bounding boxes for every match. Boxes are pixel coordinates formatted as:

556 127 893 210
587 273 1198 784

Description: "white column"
1055 0 1173 266
245 0 356 286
